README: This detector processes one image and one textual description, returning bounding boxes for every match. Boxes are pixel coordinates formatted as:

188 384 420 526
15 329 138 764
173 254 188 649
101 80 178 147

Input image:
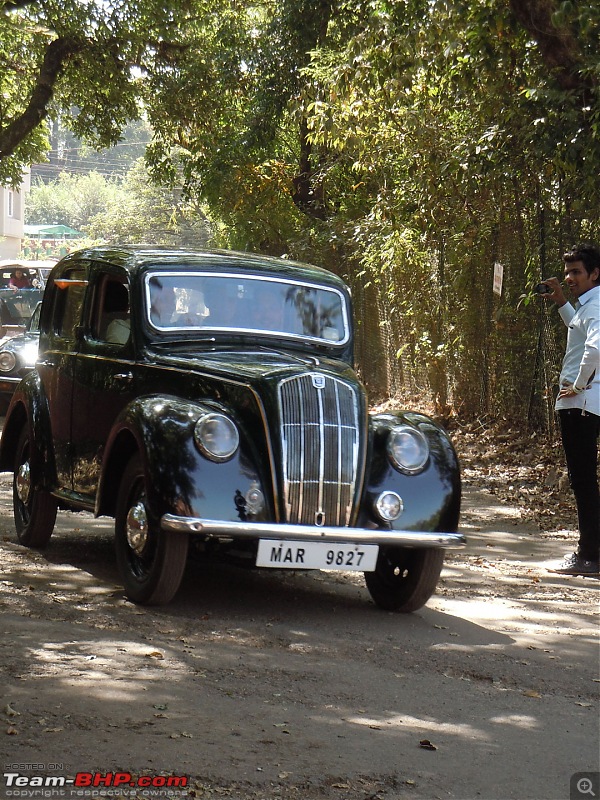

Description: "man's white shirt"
555 284 600 417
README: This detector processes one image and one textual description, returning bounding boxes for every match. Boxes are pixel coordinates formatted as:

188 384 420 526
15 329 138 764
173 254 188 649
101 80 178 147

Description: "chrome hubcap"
126 501 148 555
16 460 31 505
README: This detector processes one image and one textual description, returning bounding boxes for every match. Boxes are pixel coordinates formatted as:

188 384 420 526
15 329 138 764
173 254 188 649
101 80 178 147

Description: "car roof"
53 246 349 292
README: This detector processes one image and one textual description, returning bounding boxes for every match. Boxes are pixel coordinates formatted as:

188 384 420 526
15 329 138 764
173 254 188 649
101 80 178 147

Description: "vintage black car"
0 246 464 611
0 301 41 412
0 287 44 339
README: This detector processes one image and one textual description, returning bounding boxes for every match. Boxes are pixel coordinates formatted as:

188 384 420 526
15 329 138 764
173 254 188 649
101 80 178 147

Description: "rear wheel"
365 547 444 612
13 426 57 547
115 454 188 605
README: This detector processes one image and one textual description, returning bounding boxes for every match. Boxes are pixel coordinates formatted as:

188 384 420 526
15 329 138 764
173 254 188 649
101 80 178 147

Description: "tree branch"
508 0 596 95
1 0 37 11
0 35 83 161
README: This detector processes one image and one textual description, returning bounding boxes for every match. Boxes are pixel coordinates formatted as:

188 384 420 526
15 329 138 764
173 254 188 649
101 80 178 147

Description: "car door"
36 263 89 491
69 265 136 501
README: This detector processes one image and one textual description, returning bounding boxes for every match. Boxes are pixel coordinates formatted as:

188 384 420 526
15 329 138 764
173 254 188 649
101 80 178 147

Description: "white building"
0 172 30 258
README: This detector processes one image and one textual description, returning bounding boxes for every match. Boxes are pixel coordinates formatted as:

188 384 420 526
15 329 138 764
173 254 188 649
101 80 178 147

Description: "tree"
0 0 199 185
32 119 152 182
26 171 120 229
2 0 600 421
84 160 211 246
25 162 211 246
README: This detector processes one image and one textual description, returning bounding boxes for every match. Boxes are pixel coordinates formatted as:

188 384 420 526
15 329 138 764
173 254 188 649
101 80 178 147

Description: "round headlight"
387 425 429 474
194 412 239 462
0 351 16 372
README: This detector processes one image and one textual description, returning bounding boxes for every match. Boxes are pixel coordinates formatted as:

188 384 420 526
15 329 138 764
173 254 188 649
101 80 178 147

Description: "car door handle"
114 372 133 383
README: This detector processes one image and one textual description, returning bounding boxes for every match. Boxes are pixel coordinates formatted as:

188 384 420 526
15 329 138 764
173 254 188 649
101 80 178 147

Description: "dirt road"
0 470 598 800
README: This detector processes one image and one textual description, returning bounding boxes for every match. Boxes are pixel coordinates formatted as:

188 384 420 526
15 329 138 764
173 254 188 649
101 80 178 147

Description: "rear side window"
90 274 131 345
52 268 88 341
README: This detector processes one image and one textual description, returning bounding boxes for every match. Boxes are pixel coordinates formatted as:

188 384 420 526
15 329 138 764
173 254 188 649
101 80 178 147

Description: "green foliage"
0 0 197 185
2 0 600 421
25 162 211 246
84 160 211 246
26 171 121 230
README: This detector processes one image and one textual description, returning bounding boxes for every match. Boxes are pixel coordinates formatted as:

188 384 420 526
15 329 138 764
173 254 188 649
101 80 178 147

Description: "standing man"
541 243 600 576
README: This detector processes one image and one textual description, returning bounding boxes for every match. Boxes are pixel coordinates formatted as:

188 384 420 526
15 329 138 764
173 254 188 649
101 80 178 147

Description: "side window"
92 274 131 345
53 268 88 340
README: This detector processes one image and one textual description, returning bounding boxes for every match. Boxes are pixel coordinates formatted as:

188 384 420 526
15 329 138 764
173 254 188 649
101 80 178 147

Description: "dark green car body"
0 246 464 610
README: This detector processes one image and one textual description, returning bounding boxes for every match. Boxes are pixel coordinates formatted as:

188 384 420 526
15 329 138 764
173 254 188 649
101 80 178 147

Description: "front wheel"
115 454 188 605
13 426 57 547
364 547 444 612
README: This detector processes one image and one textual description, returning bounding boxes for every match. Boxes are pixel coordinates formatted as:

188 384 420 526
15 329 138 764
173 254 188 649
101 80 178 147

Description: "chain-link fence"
350 245 569 431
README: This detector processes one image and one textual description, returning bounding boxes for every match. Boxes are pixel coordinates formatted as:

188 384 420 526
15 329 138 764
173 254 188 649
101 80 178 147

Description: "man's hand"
539 277 568 306
558 382 583 399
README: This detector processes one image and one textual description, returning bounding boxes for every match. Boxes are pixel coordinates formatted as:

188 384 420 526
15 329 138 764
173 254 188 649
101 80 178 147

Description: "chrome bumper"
161 515 466 549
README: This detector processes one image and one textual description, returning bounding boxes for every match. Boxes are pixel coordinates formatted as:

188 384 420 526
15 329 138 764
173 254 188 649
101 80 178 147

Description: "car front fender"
0 371 56 489
362 411 461 534
97 395 270 524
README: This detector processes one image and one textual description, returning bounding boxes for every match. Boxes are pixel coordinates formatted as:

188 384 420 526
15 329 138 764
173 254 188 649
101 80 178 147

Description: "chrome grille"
277 373 360 527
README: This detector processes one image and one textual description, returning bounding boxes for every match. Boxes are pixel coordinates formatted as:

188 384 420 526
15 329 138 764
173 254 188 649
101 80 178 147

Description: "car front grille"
277 373 361 527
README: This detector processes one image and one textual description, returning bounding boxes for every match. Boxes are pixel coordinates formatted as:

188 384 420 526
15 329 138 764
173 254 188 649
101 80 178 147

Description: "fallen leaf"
145 651 164 659
419 739 437 750
4 704 20 717
522 690 542 698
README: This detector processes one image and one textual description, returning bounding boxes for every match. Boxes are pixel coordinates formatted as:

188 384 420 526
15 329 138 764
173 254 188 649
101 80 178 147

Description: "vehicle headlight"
21 342 38 368
387 425 429 474
0 351 16 372
194 412 239 462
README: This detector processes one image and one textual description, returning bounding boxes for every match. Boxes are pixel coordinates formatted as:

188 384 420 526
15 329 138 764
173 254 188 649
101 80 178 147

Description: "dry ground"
0 424 598 800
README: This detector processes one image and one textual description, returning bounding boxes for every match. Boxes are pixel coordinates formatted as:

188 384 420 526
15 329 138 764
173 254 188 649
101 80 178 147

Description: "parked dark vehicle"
0 260 55 290
0 302 41 412
0 246 464 611
0 288 44 339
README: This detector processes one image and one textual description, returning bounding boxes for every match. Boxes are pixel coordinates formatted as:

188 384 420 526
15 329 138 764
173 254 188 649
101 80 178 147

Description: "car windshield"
144 271 349 345
0 289 44 326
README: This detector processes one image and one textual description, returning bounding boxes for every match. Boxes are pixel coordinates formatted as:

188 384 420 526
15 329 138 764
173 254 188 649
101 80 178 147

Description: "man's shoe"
548 552 600 576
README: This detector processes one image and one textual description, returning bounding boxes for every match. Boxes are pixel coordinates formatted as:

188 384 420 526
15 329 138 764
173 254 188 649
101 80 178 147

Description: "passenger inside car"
102 281 130 344
9 269 32 290
148 278 177 326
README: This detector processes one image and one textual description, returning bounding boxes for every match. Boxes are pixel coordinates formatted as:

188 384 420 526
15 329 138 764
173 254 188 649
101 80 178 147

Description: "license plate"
256 540 379 572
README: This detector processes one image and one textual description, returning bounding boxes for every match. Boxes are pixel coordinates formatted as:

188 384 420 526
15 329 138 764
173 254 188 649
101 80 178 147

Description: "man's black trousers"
558 408 600 561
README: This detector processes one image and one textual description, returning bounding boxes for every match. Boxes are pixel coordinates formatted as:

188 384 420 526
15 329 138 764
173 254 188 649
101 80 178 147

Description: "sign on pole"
493 262 504 297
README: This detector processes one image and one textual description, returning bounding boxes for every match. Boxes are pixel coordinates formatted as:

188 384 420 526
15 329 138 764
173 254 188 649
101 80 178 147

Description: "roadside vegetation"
1 0 599 423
